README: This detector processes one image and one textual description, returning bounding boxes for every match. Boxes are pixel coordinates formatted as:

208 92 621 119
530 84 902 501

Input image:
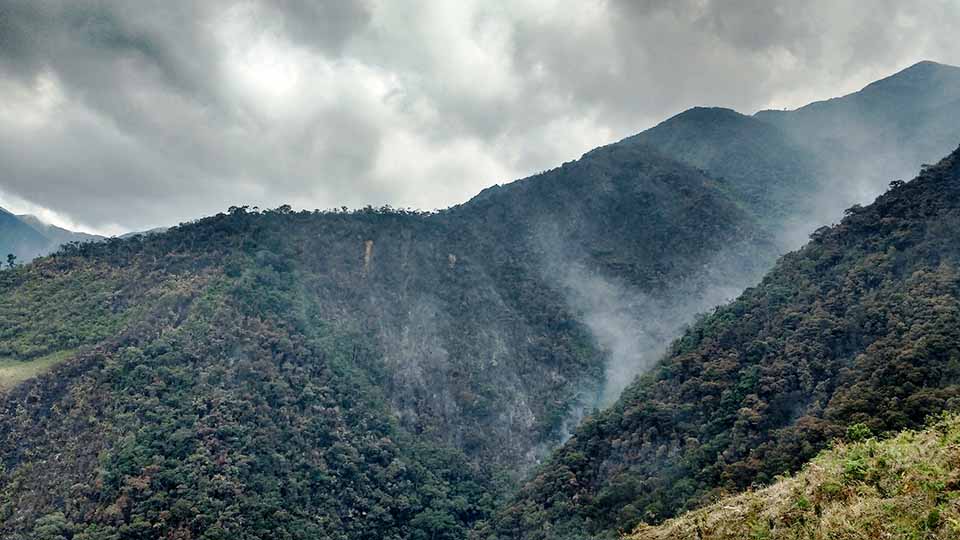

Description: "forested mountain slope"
0 142 775 539
755 61 960 163
447 140 770 293
446 143 778 403
626 107 822 233
2 63 960 540
486 147 960 539
755 60 960 228
0 219 506 540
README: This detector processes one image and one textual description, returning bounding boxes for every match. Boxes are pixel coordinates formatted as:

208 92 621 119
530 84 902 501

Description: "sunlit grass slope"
0 350 76 390
629 414 960 540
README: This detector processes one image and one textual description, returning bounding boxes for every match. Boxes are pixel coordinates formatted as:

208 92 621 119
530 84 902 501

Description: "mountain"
754 60 960 227
0 210 104 262
0 207 52 263
444 142 778 407
16 214 105 247
626 107 822 227
487 146 960 539
2 63 960 540
0 142 777 539
755 61 960 160
629 412 960 539
632 62 960 250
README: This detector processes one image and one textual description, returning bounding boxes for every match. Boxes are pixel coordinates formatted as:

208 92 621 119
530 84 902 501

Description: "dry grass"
628 414 960 540
0 349 75 390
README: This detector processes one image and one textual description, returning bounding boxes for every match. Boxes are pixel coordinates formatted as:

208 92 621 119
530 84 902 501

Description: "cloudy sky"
1 0 959 234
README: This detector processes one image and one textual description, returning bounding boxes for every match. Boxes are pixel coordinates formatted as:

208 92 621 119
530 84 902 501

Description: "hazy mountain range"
0 211 171 264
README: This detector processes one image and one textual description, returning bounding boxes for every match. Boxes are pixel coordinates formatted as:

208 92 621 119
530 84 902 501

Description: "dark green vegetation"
487 148 960 539
0 218 504 540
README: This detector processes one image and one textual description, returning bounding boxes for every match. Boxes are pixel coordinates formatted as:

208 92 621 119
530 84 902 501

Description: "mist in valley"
534 220 772 433
538 91 960 434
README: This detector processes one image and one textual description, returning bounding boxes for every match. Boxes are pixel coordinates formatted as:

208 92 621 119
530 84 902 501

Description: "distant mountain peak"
620 107 763 148
860 59 960 92
899 59 956 72
670 106 743 120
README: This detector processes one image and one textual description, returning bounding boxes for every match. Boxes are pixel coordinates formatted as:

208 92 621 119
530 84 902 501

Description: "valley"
1 61 960 540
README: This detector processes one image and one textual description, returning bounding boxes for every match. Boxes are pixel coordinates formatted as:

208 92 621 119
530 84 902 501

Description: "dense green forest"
0 208 515 539
486 147 960 539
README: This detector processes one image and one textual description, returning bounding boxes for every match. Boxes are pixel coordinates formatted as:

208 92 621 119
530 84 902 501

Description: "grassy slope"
630 414 960 540
0 350 76 390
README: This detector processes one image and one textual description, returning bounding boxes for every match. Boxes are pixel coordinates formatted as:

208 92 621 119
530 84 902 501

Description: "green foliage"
846 423 873 442
32 512 75 540
0 263 125 360
630 412 960 540
0 245 512 539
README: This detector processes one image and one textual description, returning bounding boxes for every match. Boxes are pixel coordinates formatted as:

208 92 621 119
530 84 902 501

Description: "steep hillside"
626 107 822 232
486 147 960 539
630 413 960 540
755 61 960 156
0 143 775 539
446 142 777 404
0 222 505 540
448 140 771 290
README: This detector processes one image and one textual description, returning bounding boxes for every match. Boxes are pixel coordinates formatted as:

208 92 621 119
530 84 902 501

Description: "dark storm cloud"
0 0 958 233
268 0 372 53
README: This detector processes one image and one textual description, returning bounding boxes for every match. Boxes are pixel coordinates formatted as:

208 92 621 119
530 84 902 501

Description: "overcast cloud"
0 0 958 234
